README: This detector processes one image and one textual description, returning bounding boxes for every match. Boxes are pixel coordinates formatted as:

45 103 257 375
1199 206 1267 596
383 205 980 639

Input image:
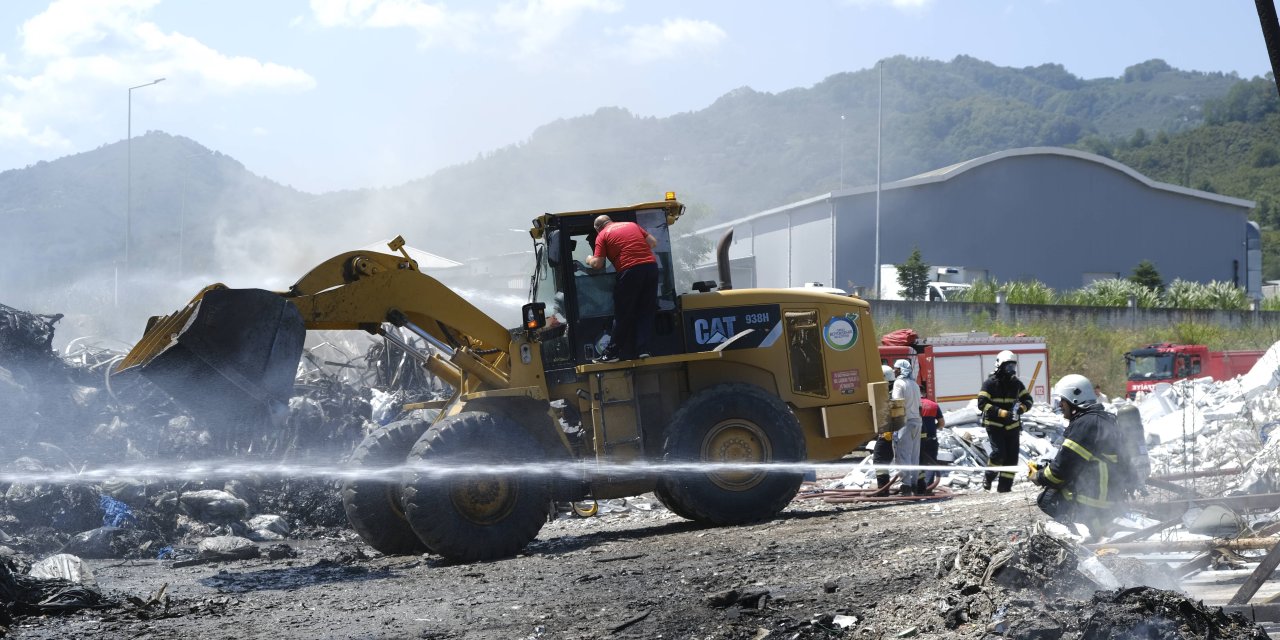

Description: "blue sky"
0 0 1272 193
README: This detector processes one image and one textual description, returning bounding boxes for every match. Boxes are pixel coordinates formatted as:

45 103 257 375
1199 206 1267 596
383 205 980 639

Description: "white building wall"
751 213 791 288
788 204 833 288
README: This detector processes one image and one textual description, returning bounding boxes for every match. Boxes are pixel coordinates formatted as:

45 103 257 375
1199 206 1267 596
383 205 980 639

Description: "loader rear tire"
657 384 806 525
401 411 550 563
341 418 432 555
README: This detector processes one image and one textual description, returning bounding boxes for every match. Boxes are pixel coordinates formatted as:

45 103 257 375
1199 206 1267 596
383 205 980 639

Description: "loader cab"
530 199 683 382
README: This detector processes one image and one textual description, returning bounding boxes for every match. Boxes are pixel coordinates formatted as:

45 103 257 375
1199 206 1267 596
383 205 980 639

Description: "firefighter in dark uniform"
1030 374 1121 540
977 350 1033 492
872 365 896 493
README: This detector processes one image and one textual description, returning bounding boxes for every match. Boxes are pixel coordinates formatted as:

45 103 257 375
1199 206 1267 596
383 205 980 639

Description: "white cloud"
614 18 727 64
309 0 623 57
493 0 623 56
844 0 934 11
0 0 314 150
130 23 314 93
20 0 159 58
308 0 483 49
0 107 70 150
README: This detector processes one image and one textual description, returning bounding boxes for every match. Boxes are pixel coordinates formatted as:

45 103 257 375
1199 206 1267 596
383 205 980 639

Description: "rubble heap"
0 301 445 631
927 529 1267 639
1133 339 1280 496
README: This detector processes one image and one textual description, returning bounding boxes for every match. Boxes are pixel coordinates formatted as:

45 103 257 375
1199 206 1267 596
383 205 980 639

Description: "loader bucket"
117 287 306 427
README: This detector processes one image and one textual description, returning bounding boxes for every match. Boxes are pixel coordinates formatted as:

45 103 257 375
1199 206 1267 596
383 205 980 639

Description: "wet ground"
6 486 1268 640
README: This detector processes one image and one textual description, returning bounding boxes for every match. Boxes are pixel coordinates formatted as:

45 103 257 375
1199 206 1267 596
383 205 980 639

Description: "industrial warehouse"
699 147 1263 297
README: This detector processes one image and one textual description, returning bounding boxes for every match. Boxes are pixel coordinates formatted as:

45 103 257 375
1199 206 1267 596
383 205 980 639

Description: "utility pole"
873 60 883 298
126 77 165 271
839 114 846 190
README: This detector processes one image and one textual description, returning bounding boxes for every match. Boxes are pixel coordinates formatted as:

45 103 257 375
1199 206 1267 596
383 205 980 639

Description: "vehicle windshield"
1126 354 1175 381
928 283 969 301
531 242 559 318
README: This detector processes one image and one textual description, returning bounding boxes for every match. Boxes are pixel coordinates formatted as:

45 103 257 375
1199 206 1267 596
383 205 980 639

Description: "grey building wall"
701 148 1257 295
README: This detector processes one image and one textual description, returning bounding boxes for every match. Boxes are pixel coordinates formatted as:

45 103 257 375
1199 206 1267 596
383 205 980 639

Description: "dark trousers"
985 426 1021 492
920 437 939 488
608 262 659 359
872 436 894 490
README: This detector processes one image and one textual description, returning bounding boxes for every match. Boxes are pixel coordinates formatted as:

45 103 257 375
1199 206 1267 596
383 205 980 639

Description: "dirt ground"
6 485 1268 640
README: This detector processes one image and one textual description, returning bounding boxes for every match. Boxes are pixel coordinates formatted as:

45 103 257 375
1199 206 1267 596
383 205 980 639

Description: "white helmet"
1053 374 1098 409
882 364 895 383
994 350 1017 374
893 358 913 379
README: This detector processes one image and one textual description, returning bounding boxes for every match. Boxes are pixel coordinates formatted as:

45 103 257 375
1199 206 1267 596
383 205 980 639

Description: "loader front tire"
657 384 806 525
401 411 550 563
341 418 432 555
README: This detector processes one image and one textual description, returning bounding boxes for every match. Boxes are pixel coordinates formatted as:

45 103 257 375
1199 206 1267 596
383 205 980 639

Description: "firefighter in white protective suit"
891 359 923 496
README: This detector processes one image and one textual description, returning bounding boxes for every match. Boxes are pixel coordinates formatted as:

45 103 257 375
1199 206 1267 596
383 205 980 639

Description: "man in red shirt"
918 395 945 495
585 215 658 362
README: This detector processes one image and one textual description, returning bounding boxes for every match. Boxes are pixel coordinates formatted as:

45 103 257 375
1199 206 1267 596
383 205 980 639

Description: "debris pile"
1134 368 1280 497
0 301 449 630
1 554 112 631
920 528 1268 638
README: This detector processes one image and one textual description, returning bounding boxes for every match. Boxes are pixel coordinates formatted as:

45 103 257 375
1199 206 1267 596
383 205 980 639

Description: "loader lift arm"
284 246 514 389
115 238 516 428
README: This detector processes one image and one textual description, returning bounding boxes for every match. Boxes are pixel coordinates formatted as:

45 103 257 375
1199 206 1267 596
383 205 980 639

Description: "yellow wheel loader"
116 193 894 562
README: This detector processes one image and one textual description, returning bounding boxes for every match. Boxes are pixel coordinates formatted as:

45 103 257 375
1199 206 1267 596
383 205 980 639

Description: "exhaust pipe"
716 229 734 291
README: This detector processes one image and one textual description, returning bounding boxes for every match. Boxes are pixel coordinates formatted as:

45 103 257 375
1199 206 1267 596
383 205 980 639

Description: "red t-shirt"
594 222 656 272
920 398 939 418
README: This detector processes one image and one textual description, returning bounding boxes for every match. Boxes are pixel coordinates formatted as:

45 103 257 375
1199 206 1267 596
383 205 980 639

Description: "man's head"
893 358 913 380
882 364 895 383
1053 373 1098 419
994 350 1017 377
594 215 612 231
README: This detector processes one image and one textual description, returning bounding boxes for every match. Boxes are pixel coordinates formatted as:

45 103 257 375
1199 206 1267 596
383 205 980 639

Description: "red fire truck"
1124 343 1264 397
879 331 1051 411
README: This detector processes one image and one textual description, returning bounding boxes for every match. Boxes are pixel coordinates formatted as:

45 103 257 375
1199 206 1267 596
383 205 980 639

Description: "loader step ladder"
591 369 645 460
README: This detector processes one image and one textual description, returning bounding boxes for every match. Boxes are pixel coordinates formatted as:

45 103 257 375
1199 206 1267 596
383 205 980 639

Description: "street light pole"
839 114 846 190
873 60 883 298
127 77 165 271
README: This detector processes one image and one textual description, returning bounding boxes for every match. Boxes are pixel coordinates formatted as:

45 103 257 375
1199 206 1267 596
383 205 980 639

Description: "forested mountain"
0 55 1251 323
1103 74 1280 279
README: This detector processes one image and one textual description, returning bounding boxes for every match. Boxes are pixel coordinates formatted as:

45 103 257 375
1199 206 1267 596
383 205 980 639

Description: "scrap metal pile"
0 302 446 630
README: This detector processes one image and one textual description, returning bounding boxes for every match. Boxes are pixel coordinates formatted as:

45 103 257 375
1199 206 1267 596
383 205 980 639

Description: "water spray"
0 460 1026 486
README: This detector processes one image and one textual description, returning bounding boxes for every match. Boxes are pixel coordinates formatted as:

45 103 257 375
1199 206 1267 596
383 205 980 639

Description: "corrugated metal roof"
697 146 1256 235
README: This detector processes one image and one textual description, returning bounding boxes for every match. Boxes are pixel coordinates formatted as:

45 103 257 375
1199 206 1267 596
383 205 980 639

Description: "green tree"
1204 75 1279 124
896 247 931 300
1251 143 1280 168
1129 260 1164 292
1128 128 1149 148
1123 59 1173 83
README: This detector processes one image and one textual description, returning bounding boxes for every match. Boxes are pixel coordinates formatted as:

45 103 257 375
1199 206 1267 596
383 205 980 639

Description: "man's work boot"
997 476 1014 493
875 475 891 494
983 477 993 492
915 479 927 495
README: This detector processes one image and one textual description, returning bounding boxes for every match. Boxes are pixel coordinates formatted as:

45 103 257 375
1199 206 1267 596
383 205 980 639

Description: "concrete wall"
869 300 1280 331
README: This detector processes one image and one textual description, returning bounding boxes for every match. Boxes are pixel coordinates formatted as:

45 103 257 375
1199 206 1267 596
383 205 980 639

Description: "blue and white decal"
684 304 782 352
822 314 859 351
